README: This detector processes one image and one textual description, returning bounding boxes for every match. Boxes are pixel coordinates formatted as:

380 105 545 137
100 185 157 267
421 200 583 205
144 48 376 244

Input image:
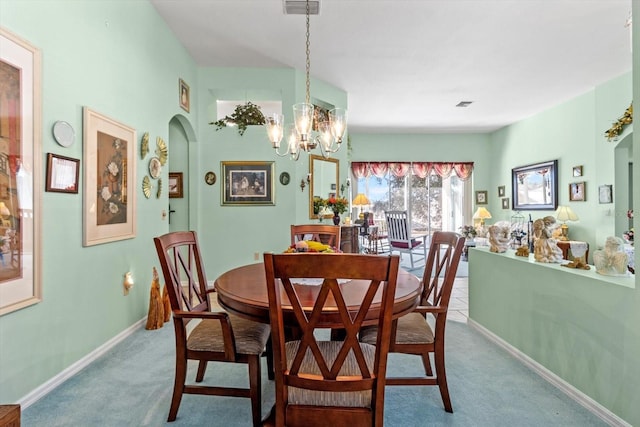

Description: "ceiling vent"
284 1 320 15
456 101 473 108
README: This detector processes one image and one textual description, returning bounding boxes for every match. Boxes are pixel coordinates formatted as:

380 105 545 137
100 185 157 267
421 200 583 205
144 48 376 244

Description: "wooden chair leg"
434 349 452 413
195 360 207 382
421 352 433 377
168 354 187 421
248 355 262 427
265 337 275 381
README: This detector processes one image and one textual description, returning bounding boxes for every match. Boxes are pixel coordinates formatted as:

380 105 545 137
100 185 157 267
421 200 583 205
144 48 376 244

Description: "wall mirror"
614 132 633 238
309 154 339 219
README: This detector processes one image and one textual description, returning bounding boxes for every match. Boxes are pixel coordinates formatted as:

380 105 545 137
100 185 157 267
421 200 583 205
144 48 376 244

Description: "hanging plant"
210 102 265 136
605 103 632 141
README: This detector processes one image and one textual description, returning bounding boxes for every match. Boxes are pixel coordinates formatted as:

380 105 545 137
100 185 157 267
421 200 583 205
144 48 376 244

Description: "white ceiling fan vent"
284 1 320 15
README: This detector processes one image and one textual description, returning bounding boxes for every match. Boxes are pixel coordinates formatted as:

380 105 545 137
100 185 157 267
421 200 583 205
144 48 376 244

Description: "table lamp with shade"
555 205 579 241
352 193 370 220
473 207 492 226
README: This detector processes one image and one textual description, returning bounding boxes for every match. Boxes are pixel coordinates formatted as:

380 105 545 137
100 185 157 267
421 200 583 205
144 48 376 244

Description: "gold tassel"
162 283 171 323
145 267 164 330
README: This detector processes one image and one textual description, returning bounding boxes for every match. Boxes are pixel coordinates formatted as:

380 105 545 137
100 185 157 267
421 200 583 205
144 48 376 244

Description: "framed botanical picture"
46 153 79 193
179 78 190 113
168 172 183 198
569 181 586 202
598 184 612 204
475 190 488 205
0 28 42 316
83 107 137 246
498 185 505 197
221 161 275 206
572 165 583 177
501 198 510 209
512 160 558 210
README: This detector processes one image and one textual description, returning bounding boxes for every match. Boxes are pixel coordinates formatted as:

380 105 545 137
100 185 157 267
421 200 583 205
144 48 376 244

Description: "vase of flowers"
459 225 477 243
325 196 349 225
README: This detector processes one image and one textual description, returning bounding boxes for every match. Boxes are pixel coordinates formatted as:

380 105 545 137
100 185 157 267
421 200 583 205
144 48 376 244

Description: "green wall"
0 1 637 425
0 0 197 402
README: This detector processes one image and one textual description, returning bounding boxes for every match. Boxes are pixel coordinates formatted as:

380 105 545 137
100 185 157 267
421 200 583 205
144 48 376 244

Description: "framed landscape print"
0 28 42 316
83 107 137 246
512 160 558 210
221 161 274 206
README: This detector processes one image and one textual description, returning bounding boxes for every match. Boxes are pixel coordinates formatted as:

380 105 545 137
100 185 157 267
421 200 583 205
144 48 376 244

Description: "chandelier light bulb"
264 113 284 148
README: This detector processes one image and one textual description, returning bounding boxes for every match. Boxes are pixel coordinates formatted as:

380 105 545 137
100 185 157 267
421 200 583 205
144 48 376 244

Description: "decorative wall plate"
156 178 162 198
279 171 290 186
142 175 152 198
52 120 75 147
140 132 149 158
149 157 162 179
156 137 168 165
204 171 216 185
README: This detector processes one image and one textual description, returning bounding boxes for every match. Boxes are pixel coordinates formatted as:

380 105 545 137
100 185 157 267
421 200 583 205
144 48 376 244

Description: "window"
352 162 472 238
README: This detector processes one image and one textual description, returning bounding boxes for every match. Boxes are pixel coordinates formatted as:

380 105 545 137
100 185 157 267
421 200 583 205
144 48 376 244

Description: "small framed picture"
501 197 510 209
475 190 488 205
598 184 613 204
168 172 183 198
569 182 586 202
179 78 190 113
46 153 80 194
498 185 505 197
572 165 583 177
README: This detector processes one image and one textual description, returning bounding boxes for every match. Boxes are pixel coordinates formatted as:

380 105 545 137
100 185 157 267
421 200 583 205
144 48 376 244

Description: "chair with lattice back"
360 231 464 413
154 231 271 426
263 252 400 427
290 224 341 248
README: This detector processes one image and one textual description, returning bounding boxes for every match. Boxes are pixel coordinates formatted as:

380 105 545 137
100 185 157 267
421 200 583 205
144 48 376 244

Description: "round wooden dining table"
214 262 421 327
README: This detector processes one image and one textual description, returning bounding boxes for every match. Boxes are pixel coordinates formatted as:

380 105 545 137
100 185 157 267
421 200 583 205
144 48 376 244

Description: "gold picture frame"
0 27 42 316
83 107 137 246
569 181 586 202
179 78 190 113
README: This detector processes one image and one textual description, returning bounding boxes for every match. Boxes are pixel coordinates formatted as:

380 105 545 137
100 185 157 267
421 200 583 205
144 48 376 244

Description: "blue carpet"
21 320 606 426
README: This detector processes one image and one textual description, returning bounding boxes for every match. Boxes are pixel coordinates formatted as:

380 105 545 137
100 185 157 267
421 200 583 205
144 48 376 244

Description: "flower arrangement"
605 103 633 141
313 196 326 215
628 209 634 219
459 225 477 239
325 196 349 214
210 102 265 136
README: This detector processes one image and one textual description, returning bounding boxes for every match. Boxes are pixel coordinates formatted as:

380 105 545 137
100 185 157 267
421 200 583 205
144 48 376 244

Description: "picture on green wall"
0 28 42 316
512 160 558 211
221 161 275 206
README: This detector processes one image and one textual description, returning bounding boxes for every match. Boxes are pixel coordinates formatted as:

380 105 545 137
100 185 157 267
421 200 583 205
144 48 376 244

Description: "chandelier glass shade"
264 0 347 161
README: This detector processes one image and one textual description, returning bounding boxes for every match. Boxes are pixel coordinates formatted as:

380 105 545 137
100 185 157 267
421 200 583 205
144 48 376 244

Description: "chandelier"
264 0 347 161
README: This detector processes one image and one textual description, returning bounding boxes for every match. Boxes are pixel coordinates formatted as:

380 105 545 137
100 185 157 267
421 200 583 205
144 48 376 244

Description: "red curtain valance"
351 162 474 181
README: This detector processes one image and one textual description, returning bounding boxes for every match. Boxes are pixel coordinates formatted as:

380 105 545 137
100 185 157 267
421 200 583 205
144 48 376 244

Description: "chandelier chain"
305 0 311 104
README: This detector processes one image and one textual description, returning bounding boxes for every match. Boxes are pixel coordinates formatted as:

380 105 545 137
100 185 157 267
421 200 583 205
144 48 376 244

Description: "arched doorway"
168 115 196 232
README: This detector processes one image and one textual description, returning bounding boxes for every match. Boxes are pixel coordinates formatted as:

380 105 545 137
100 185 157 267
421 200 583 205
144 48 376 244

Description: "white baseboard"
467 319 631 427
18 318 146 409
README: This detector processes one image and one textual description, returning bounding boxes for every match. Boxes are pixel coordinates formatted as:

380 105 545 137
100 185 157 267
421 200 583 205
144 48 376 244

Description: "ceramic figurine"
593 236 629 276
488 223 511 253
533 216 563 263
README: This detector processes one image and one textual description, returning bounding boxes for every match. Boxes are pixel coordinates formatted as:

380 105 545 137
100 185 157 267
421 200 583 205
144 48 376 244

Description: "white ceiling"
149 0 632 134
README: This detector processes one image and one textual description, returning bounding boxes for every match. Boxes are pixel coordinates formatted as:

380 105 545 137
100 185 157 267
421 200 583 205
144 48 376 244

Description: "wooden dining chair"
263 252 400 427
290 224 341 248
360 231 464 413
384 210 427 268
154 231 271 426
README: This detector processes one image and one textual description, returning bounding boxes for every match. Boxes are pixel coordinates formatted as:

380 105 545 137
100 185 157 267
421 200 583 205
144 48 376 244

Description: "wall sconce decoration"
123 272 134 295
300 179 306 192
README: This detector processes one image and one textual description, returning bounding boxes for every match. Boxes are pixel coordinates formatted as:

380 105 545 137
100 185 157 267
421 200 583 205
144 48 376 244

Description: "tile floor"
448 277 469 322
